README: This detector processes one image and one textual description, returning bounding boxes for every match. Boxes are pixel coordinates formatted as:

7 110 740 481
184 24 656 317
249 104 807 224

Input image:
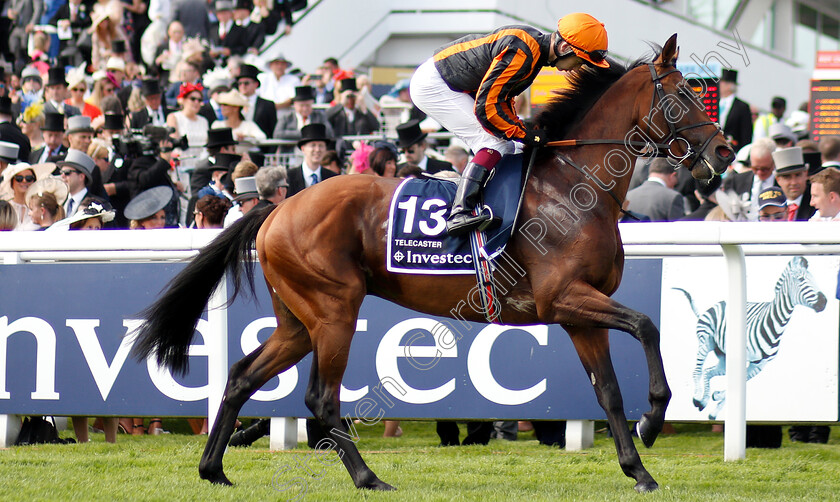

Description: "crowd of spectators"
0 3 837 448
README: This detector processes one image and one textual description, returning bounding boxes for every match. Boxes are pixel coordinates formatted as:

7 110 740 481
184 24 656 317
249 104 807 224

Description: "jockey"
410 13 610 236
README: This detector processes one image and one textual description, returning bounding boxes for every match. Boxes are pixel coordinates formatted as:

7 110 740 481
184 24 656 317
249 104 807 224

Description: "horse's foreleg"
199 321 311 485
565 326 658 493
304 331 395 491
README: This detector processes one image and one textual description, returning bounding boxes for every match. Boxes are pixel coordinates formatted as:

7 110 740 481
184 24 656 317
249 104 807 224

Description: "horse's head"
637 34 734 180
777 256 827 312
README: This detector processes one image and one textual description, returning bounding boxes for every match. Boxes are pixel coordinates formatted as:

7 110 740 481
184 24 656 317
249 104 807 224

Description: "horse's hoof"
200 470 233 486
692 398 706 410
634 480 659 493
360 479 396 491
635 415 660 448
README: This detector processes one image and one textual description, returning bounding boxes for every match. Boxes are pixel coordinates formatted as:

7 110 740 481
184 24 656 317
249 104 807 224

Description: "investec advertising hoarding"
1 257 837 421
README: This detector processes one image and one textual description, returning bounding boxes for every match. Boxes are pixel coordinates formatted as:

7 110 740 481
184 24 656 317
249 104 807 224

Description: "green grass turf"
1 420 839 501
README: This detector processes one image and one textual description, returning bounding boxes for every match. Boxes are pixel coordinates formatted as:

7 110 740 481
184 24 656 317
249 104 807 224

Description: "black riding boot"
446 162 492 237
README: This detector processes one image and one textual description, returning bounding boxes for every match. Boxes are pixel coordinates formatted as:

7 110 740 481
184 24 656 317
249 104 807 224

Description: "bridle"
536 62 725 218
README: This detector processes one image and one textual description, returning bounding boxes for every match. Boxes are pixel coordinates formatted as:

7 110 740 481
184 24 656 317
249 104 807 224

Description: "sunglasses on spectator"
70 87 85 92
104 86 115 93
14 175 35 183
187 96 202 102
563 38 608 63
402 145 420 154
60 169 80 176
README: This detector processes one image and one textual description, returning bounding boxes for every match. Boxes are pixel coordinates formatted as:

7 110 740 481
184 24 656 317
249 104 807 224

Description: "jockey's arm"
473 48 529 141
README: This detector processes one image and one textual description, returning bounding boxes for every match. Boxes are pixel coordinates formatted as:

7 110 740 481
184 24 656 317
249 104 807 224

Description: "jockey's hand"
522 129 550 147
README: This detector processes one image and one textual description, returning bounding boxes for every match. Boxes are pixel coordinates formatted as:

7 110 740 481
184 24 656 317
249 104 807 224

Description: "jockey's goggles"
562 37 608 64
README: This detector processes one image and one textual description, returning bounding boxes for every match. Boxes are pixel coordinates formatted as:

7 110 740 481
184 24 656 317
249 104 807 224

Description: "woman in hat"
27 184 66 230
90 6 128 70
410 12 610 236
18 101 46 152
65 67 103 121
86 73 117 113
211 89 266 148
167 82 209 172
125 185 173 230
1 162 53 230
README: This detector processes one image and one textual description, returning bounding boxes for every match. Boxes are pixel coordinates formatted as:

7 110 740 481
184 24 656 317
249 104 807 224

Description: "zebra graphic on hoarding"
674 256 827 419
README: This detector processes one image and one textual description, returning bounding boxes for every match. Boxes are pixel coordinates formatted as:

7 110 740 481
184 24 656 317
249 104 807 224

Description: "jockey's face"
550 33 587 72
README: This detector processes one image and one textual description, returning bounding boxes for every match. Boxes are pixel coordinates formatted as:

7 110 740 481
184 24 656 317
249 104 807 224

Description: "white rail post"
721 244 747 461
207 275 229 433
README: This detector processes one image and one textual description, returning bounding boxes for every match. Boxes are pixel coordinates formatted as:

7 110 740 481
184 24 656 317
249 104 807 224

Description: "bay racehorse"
132 35 733 493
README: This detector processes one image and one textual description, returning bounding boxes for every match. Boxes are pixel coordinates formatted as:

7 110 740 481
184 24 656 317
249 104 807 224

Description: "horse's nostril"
716 146 733 159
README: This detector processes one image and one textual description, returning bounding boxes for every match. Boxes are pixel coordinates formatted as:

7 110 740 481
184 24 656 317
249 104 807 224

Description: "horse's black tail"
130 205 274 375
672 287 700 318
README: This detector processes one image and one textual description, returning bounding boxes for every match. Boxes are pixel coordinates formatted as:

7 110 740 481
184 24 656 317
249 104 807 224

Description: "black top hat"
124 186 173 221
297 123 332 147
236 64 261 84
103 113 124 131
209 152 241 171
804 151 824 176
235 0 254 10
112 40 127 54
293 85 316 102
46 67 67 87
396 119 427 149
337 77 357 93
0 96 13 116
140 78 162 96
721 69 738 84
206 127 238 149
42 112 66 132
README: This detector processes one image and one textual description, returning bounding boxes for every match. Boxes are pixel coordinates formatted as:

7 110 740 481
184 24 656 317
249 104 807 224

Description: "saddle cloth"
386 153 524 275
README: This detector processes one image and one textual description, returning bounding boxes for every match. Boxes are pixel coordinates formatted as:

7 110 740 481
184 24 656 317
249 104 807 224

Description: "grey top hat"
216 0 235 11
124 186 173 221
66 115 94 134
0 141 20 163
772 146 807 175
233 176 259 202
56 149 96 182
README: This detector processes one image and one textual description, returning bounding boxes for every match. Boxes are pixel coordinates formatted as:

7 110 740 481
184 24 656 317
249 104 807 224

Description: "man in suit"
0 96 31 162
236 64 276 138
625 158 685 221
772 146 816 221
198 83 228 126
718 69 752 153
209 1 248 60
58 149 97 216
49 0 92 59
274 85 333 152
722 137 779 221
233 1 266 52
395 119 455 174
172 0 211 40
819 136 840 172
130 79 172 129
286 123 338 197
43 67 81 118
325 77 379 138
30 112 68 164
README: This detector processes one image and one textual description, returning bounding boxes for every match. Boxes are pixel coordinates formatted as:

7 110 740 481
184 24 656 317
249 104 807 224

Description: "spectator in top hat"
395 119 455 175
66 115 95 154
808 167 840 221
235 64 276 138
58 149 97 216
43 67 81 118
274 85 334 151
222 174 259 226
772 146 816 221
130 79 172 129
325 77 379 138
286 123 338 197
186 129 239 225
718 68 752 153
754 96 787 141
233 1 265 53
0 96 32 162
259 53 300 111
30 112 67 164
209 1 248 60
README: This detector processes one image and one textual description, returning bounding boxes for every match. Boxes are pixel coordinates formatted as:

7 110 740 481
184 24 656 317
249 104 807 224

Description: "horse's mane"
536 49 663 140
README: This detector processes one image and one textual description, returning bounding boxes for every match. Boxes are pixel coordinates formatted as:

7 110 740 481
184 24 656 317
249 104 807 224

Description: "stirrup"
476 205 501 232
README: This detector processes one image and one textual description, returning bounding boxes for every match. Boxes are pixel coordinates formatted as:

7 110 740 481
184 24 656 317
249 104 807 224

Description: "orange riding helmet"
557 13 610 68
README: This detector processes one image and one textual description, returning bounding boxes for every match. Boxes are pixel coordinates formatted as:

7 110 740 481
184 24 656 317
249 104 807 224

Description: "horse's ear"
655 34 679 66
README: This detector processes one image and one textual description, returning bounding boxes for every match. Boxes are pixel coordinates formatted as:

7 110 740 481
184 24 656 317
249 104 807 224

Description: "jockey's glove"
522 129 550 147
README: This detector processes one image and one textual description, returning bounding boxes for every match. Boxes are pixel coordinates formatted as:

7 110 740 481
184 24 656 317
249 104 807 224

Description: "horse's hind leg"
304 322 395 491
199 293 311 485
565 326 658 493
